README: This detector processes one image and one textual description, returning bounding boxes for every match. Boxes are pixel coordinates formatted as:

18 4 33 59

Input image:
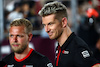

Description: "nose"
45 25 50 33
13 36 18 42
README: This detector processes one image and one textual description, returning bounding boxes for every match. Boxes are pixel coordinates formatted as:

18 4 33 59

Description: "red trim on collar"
4 64 7 67
14 48 33 62
56 45 61 66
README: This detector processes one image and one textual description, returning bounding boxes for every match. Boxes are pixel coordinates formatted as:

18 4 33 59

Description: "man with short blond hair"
1 18 53 67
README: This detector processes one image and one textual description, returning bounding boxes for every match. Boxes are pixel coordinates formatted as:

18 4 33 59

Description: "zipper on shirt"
56 46 61 66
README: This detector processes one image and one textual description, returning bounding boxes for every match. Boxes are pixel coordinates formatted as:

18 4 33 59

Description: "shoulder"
72 36 99 66
31 50 53 67
69 34 92 56
31 50 50 62
2 52 14 62
32 50 45 59
67 32 89 49
72 35 89 49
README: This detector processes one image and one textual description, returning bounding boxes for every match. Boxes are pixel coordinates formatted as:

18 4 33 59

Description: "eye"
17 35 23 37
17 35 21 37
42 24 46 27
9 35 13 37
48 23 53 26
48 23 52 25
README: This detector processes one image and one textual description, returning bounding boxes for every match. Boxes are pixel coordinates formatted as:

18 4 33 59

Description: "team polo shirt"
55 32 99 67
2 48 53 67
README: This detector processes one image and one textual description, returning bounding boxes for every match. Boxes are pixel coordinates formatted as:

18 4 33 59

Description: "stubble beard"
11 44 27 54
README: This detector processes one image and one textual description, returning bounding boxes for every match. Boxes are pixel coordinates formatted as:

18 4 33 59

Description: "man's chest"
55 49 75 67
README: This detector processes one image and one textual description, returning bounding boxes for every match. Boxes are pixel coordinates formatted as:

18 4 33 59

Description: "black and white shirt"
2 48 53 67
55 32 99 67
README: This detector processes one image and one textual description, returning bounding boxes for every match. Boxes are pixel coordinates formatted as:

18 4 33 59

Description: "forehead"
9 26 25 34
42 14 56 24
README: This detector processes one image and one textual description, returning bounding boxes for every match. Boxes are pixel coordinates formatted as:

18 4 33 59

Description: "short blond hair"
10 18 33 34
38 1 68 21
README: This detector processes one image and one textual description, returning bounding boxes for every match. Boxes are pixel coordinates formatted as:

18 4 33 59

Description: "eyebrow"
42 21 54 25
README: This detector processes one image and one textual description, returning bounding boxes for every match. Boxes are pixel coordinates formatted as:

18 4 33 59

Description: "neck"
14 47 30 59
57 26 72 47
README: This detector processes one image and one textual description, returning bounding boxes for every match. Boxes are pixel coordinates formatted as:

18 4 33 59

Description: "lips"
13 44 19 47
48 33 53 36
12 43 19 47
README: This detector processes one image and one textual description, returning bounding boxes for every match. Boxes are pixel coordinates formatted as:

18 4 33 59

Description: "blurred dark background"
0 0 100 65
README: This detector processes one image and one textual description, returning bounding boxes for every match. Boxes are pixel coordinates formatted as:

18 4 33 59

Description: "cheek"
50 25 58 32
20 37 28 43
50 24 62 34
56 27 63 37
19 38 26 43
55 26 62 33
9 38 13 43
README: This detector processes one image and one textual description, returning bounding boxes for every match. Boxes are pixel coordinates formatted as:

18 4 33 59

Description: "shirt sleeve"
39 56 53 67
0 60 7 67
74 48 99 67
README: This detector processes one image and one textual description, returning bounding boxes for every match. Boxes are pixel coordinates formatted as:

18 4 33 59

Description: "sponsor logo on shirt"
24 65 33 67
62 50 69 54
81 50 90 58
7 65 33 67
47 63 53 67
7 65 14 67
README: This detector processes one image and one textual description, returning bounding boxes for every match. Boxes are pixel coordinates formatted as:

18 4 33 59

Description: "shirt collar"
57 32 76 50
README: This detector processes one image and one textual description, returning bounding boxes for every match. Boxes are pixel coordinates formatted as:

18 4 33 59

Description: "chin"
50 38 54 40
49 37 55 40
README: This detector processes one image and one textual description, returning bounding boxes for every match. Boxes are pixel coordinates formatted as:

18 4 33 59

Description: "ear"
28 33 33 41
62 17 67 28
